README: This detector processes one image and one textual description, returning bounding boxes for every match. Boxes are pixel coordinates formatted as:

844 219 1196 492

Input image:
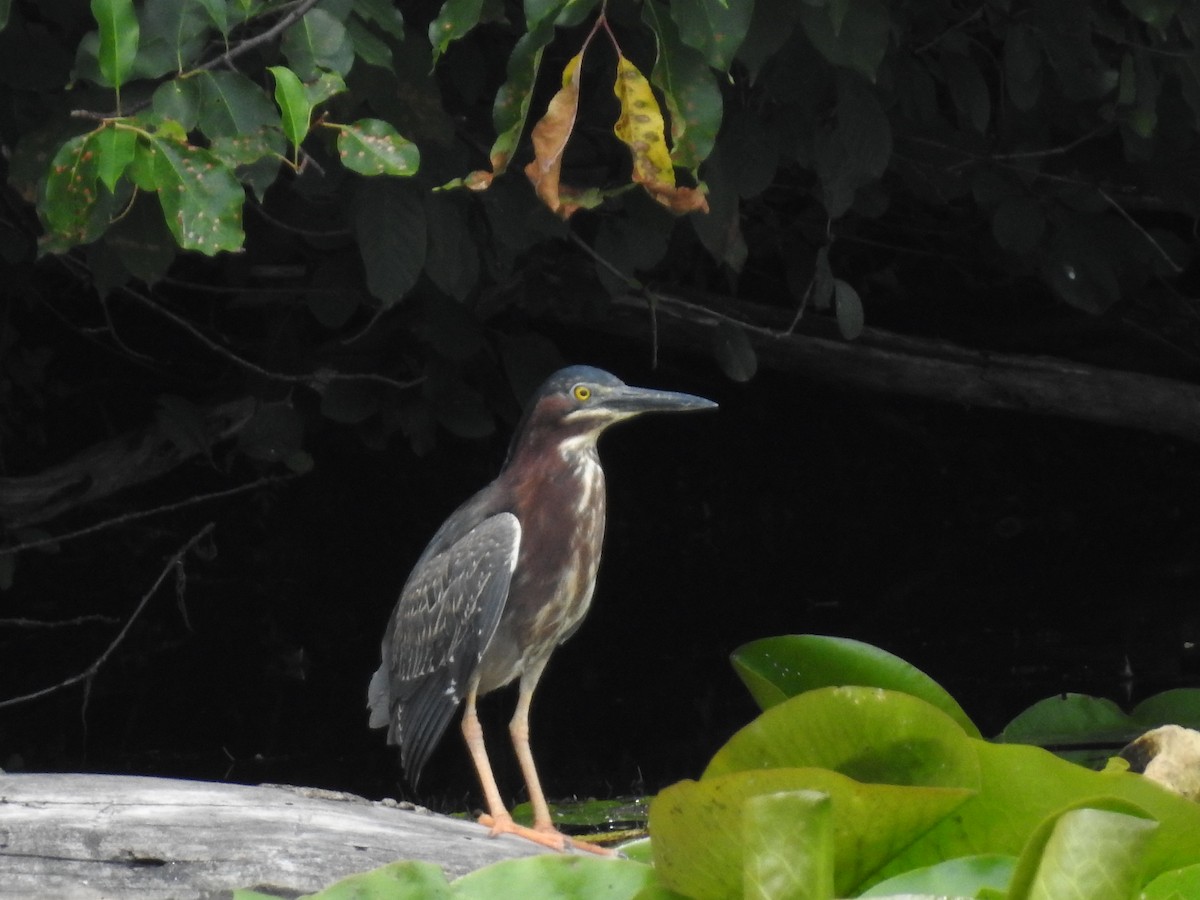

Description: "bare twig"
0 474 297 557
195 0 321 74
0 522 215 711
0 615 120 629
1098 186 1184 274
117 284 422 391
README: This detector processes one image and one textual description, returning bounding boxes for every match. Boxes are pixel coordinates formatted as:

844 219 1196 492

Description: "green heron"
368 365 716 852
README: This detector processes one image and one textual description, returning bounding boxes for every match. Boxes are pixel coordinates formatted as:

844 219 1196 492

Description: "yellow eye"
572 384 592 402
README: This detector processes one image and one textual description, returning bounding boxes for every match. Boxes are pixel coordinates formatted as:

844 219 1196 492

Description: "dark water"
3 364 1198 813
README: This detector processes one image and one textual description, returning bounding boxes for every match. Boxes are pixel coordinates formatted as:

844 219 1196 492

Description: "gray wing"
367 512 519 784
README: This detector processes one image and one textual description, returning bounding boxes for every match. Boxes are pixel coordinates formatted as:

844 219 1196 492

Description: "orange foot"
477 813 618 856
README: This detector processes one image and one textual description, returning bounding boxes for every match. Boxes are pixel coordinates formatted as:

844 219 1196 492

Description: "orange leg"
462 672 614 856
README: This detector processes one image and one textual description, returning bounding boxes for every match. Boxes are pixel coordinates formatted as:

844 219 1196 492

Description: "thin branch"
0 522 215 711
1098 186 1184 274
117 284 423 391
70 0 321 120
0 615 121 629
195 0 321 74
0 474 297 557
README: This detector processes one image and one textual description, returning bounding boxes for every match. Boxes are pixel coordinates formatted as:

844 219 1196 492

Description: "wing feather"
367 512 519 783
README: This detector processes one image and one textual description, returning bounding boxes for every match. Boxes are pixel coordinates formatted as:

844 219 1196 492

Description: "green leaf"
304 859 451 898
103 190 176 283
197 70 280 138
193 0 228 35
354 0 405 39
151 78 202 130
209 128 283 170
135 0 208 79
1120 0 1182 30
944 51 991 133
736 0 800 79
813 73 891 217
874 740 1200 886
94 125 136 193
489 12 562 173
346 14 392 68
147 136 245 254
452 854 673 899
0 0 10 31
713 320 757 383
1008 805 1158 900
704 685 982 789
43 131 110 246
335 119 420 176
833 278 863 339
1142 863 1200 899
91 0 139 90
1132 689 1200 729
668 0 753 72
1000 694 1133 748
798 0 890 82
731 635 982 738
269 65 312 152
743 790 834 900
859 854 1016 898
282 8 354 79
651 767 972 899
352 178 426 307
423 190 479 301
643 0 722 171
304 70 348 108
428 0 484 64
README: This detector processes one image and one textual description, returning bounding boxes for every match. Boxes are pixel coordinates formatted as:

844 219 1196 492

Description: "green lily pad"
452 855 673 899
650 767 972 899
1141 862 1200 899
732 634 981 738
302 859 452 898
859 853 1015 897
872 739 1200 889
1007 803 1158 900
743 790 834 900
703 685 982 789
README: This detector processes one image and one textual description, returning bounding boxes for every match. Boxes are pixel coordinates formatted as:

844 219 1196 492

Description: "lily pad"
732 634 981 738
651 767 971 899
703 685 982 789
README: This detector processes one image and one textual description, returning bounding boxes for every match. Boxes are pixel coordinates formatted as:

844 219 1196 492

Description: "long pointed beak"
604 384 718 416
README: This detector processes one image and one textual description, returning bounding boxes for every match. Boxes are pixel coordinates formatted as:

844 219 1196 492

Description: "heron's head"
506 365 717 462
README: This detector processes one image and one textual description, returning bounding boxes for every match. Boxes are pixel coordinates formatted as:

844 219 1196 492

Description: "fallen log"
0 772 548 899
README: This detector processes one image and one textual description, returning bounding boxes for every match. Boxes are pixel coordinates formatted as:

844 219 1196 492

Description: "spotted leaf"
335 118 420 176
146 135 245 254
613 55 708 214
43 132 107 245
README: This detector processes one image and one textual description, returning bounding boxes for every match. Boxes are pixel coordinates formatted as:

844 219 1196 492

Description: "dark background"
3 318 1198 812
2 0 1199 819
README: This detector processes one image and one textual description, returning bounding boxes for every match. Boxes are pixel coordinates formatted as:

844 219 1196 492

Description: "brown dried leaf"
523 52 583 217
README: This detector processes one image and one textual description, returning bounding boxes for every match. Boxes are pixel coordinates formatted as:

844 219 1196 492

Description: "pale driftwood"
0 773 549 899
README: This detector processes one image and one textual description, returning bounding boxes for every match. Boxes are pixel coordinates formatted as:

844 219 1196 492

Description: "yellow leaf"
613 55 708 214
523 52 583 217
